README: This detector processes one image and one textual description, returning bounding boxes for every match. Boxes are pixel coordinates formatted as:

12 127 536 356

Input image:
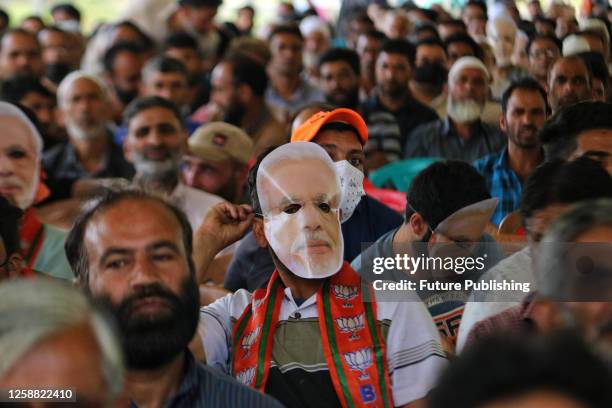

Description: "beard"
45 62 72 85
509 125 539 148
380 80 407 100
131 147 183 178
1 168 38 210
326 87 360 109
223 102 246 127
115 88 139 106
447 97 484 123
93 276 200 370
214 175 240 203
66 119 106 141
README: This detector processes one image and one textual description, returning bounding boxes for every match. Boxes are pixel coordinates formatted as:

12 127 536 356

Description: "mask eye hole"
318 202 331 213
283 204 301 214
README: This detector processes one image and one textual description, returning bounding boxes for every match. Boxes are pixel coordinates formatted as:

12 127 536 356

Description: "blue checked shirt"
473 147 522 226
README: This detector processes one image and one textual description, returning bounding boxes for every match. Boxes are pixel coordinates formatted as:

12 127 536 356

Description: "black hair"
380 39 416 67
501 77 548 114
144 56 189 81
0 28 39 51
178 0 222 8
1 75 54 103
247 146 279 215
520 157 612 222
538 101 612 160
102 41 143 74
429 332 612 408
224 53 268 97
444 33 484 60
113 21 154 53
23 15 44 25
318 47 360 76
0 8 9 26
268 23 303 42
578 51 609 90
415 24 441 41
534 15 556 30
405 160 490 229
123 95 183 127
0 196 23 256
440 18 467 30
361 29 387 42
50 3 81 22
526 33 561 55
416 37 446 54
65 189 195 285
162 31 199 53
464 1 488 18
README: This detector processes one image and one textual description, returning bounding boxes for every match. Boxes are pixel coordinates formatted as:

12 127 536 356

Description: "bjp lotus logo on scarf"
331 284 359 307
236 366 256 386
344 348 373 380
240 325 261 358
336 314 365 340
252 297 265 309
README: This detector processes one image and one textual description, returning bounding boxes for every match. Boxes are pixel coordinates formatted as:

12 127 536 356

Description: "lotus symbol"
252 297 265 309
343 348 373 380
331 284 359 307
240 325 261 358
336 314 365 340
236 366 256 386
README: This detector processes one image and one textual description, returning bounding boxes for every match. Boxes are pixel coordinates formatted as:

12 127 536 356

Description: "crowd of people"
0 0 612 406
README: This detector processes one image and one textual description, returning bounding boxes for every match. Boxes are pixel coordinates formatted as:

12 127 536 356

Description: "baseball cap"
290 108 368 145
188 122 254 165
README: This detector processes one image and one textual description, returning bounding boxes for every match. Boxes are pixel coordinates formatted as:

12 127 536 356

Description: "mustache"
292 232 333 251
117 283 181 318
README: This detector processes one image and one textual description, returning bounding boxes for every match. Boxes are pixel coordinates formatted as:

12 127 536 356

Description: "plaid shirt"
473 147 522 226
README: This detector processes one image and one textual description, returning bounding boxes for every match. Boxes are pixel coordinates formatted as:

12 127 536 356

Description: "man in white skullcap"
405 56 505 162
299 15 331 82
0 101 73 279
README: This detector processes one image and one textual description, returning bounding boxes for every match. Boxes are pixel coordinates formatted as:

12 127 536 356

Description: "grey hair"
57 70 109 108
0 279 124 403
536 198 612 300
0 101 43 158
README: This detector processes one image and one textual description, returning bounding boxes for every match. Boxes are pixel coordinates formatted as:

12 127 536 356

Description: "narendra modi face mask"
257 142 344 279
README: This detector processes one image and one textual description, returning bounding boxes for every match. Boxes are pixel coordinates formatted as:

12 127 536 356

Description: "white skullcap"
449 56 490 82
580 18 610 45
57 70 109 107
299 16 331 39
0 102 43 158
563 34 591 56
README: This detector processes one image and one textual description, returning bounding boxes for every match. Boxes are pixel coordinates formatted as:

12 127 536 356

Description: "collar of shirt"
63 131 119 176
442 116 486 141
129 352 198 408
493 146 511 170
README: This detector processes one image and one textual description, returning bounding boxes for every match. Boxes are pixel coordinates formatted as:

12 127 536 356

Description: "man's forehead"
130 107 181 127
261 158 338 196
0 116 37 151
85 198 183 248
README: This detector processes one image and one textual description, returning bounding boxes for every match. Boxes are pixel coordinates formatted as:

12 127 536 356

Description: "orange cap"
290 108 368 145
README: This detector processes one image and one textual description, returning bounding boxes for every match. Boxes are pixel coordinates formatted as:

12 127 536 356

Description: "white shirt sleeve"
200 289 252 374
382 297 448 405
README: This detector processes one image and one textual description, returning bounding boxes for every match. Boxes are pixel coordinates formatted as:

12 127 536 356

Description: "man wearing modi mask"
195 141 446 408
0 101 72 279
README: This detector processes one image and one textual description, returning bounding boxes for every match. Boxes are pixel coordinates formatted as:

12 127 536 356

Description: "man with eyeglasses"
527 34 561 89
352 160 503 351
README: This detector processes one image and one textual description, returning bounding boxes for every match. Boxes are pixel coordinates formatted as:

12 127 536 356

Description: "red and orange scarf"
232 262 393 408
19 207 44 277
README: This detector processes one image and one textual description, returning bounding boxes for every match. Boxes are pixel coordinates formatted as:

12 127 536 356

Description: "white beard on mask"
447 97 484 123
13 163 39 210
